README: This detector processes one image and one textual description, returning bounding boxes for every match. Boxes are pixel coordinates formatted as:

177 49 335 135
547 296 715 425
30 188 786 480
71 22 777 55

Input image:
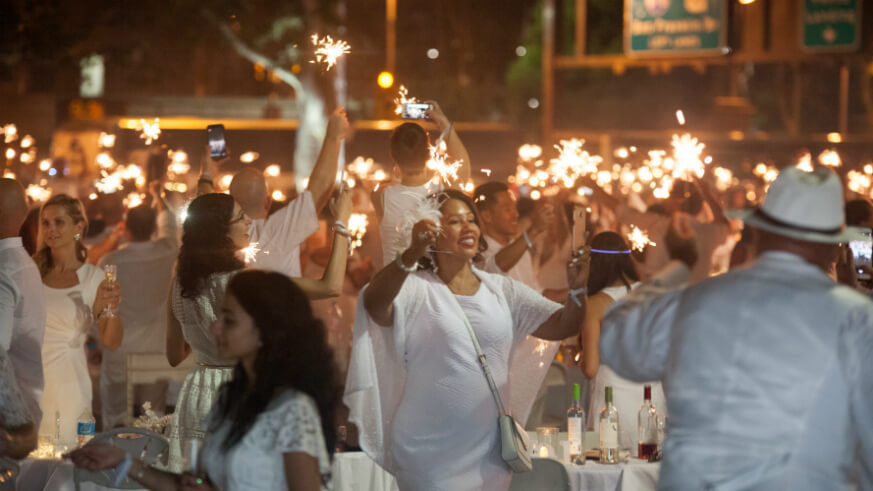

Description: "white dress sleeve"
262 392 327 459
501 276 562 341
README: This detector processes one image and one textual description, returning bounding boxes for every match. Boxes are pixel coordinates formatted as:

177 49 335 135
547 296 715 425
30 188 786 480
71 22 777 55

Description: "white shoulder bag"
447 292 532 473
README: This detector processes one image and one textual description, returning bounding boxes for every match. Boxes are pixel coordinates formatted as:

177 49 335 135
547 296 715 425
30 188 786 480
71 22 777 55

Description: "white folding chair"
73 427 168 491
125 352 196 423
509 457 571 491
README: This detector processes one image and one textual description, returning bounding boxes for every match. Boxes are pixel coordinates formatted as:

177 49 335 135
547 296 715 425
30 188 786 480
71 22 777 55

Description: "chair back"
526 361 569 430
508 457 571 491
73 427 168 490
126 352 195 423
0 457 17 491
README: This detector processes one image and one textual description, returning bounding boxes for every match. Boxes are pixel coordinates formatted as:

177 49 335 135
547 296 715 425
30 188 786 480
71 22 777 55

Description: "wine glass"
102 264 117 318
181 438 200 474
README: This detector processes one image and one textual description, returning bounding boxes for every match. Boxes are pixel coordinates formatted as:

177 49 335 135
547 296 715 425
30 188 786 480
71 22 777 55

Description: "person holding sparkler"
346 190 587 491
228 107 349 283
164 189 352 472
374 100 471 267
33 194 123 448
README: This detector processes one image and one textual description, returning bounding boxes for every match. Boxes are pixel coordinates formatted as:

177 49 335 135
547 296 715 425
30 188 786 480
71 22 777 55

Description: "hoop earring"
74 233 81 241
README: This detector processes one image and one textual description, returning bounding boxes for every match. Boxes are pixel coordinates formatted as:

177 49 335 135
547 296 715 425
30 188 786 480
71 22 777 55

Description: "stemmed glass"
102 264 118 318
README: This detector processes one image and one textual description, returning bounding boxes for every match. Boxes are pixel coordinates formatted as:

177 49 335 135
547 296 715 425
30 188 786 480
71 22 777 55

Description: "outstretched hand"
330 188 353 224
408 219 439 259
326 106 351 141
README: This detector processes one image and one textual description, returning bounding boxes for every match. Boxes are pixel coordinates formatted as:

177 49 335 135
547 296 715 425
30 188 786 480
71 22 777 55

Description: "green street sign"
625 0 727 56
801 0 861 52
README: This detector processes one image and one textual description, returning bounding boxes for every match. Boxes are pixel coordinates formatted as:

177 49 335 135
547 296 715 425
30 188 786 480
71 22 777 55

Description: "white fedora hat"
739 167 862 243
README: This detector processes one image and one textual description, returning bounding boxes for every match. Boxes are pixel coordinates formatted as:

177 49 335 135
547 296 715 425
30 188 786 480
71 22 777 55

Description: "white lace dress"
166 272 237 471
199 389 331 491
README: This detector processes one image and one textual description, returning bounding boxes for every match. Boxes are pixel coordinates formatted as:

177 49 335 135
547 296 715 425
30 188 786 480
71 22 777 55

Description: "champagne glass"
181 438 200 474
102 264 118 318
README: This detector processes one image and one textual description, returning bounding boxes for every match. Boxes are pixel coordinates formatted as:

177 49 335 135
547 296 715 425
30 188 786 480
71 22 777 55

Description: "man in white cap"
599 167 873 490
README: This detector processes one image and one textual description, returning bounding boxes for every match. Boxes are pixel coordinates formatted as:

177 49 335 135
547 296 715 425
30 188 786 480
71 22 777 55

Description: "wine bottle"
599 386 620 464
567 383 585 464
638 385 658 459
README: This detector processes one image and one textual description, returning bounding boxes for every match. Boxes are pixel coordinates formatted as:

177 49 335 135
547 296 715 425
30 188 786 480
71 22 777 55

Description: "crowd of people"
0 99 871 491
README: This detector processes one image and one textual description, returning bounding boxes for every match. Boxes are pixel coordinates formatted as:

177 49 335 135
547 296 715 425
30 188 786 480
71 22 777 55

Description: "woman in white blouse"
347 190 588 491
33 194 122 447
67 270 339 491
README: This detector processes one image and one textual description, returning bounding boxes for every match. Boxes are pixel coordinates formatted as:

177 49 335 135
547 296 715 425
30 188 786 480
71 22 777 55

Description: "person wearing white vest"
600 168 873 490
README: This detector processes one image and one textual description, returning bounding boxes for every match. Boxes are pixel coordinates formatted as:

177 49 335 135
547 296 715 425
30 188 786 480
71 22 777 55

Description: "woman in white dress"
32 194 122 447
165 191 351 471
347 190 588 491
67 270 338 490
580 231 667 446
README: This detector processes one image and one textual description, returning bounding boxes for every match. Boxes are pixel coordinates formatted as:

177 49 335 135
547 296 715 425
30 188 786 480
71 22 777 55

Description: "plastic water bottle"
77 409 95 447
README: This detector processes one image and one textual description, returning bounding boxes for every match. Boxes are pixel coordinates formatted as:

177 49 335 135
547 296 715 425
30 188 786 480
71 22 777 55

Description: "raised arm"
307 107 350 214
493 202 555 273
363 219 436 327
531 249 588 340
165 287 190 367
291 189 352 300
426 101 471 184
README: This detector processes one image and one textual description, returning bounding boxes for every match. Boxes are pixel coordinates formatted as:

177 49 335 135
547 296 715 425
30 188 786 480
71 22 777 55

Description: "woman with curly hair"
68 270 340 490
163 191 351 472
347 189 588 491
580 231 666 447
34 194 122 447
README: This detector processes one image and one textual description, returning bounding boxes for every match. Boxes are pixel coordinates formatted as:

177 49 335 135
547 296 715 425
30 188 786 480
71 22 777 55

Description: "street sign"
801 0 861 52
625 0 727 57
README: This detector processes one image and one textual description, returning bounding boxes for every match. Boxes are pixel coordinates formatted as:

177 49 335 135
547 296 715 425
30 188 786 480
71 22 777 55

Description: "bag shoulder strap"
445 288 508 416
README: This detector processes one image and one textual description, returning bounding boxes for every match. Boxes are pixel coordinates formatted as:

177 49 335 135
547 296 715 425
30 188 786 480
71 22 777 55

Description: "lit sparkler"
3 124 17 143
627 226 656 252
5 148 16 160
124 192 145 208
137 118 161 145
20 150 35 164
239 242 264 264
348 213 369 254
98 132 116 148
518 144 543 162
19 135 34 148
426 141 462 185
394 85 419 116
548 138 603 188
796 152 814 172
96 152 116 170
39 159 51 171
675 110 686 126
818 149 841 168
310 34 351 71
271 190 286 201
670 133 706 179
264 164 281 177
239 151 259 163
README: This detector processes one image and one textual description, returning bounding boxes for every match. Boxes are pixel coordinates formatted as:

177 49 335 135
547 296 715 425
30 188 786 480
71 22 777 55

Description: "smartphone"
401 103 433 120
146 151 167 183
206 124 227 159
849 227 873 279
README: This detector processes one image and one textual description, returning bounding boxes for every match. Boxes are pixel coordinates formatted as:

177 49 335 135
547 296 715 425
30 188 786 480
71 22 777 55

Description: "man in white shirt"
599 168 873 490
229 107 349 280
473 181 554 292
98 200 178 429
372 101 471 267
0 178 46 427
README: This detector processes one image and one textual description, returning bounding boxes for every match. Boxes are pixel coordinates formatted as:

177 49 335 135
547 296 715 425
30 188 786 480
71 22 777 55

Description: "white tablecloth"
17 454 658 491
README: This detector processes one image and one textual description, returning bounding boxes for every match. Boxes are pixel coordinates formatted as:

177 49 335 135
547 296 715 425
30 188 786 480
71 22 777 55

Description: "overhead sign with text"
801 0 861 52
625 0 727 56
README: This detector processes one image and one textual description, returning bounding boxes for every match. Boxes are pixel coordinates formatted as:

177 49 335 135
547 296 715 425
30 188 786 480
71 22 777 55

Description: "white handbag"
447 292 533 473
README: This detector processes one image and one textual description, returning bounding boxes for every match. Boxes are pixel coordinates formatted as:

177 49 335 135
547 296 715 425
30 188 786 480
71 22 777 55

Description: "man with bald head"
230 106 349 278
0 178 46 427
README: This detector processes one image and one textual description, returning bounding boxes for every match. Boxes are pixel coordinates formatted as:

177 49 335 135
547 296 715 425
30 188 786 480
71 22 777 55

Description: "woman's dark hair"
418 189 488 270
212 271 341 472
176 193 244 298
586 231 639 296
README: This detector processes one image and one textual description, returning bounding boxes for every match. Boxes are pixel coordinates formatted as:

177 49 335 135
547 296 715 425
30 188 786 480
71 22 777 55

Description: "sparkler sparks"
426 141 462 185
271 190 287 201
137 118 161 145
3 124 17 143
98 132 116 148
239 151 259 163
518 144 543 162
19 135 34 148
394 85 419 116
796 152 814 172
818 149 841 168
239 242 263 265
310 34 351 71
627 226 656 252
264 164 281 177
675 110 686 126
669 133 707 179
548 139 603 188
348 213 369 254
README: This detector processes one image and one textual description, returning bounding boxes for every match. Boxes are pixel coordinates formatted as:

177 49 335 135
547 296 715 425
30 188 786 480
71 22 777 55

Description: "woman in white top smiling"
347 189 588 491
33 194 122 447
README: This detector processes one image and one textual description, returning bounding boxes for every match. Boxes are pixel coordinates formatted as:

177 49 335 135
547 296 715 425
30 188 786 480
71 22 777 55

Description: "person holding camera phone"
372 100 471 268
